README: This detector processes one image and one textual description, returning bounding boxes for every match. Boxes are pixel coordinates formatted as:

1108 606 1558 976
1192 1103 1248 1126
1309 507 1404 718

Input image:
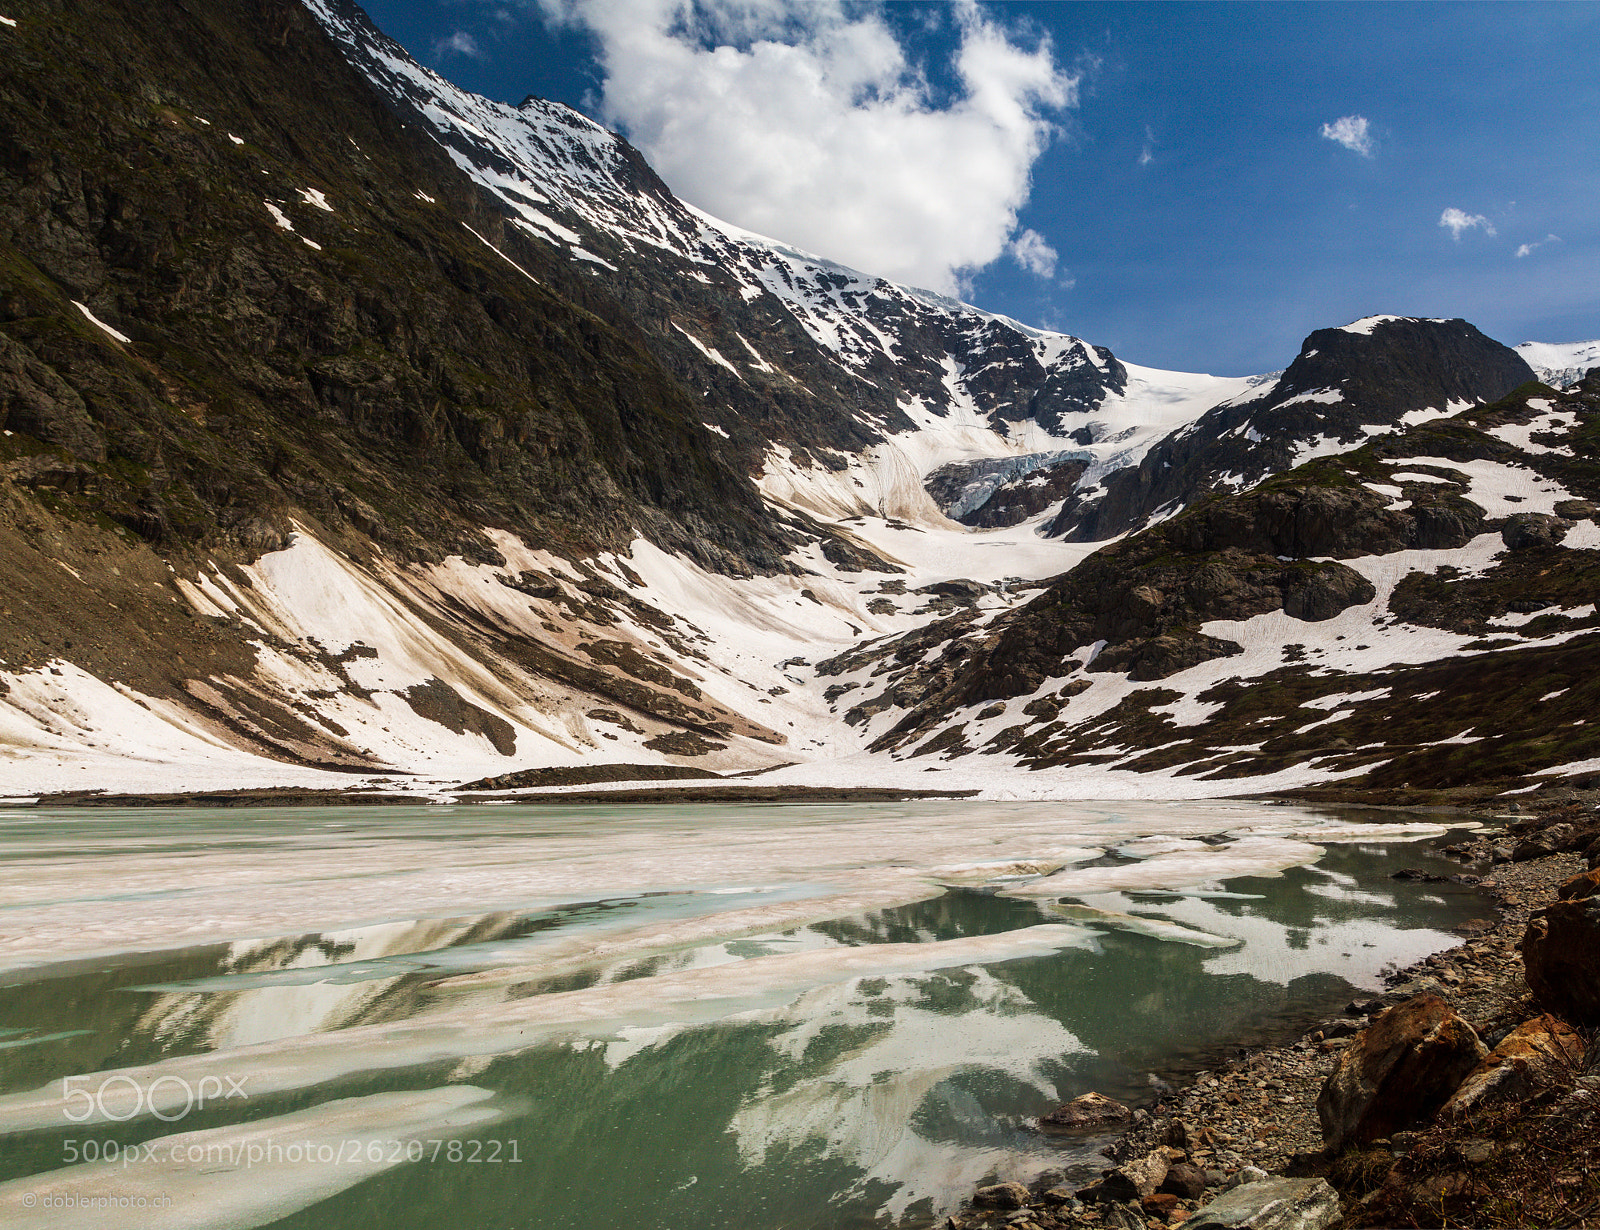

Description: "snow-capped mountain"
1052 316 1536 541
304 0 1259 531
823 374 1600 797
0 0 1595 804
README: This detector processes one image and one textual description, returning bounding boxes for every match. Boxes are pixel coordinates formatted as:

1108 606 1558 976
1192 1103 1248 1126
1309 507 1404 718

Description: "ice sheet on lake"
1 801 1454 971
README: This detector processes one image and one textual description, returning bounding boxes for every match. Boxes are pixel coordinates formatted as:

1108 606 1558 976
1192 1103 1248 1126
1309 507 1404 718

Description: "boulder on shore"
1097 1150 1170 1203
1183 1177 1341 1230
1039 1090 1132 1129
1443 1014 1586 1115
1161 1161 1210 1199
971 1182 1029 1209
1522 870 1600 1024
1316 994 1488 1151
1513 823 1577 862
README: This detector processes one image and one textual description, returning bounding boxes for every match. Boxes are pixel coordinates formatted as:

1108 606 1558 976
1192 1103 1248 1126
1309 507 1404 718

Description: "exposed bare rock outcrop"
1441 1013 1585 1116
1315 995 1488 1152
1522 868 1600 1024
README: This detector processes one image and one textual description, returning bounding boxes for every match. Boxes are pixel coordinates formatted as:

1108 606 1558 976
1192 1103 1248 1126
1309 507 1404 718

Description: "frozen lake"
0 800 1484 1228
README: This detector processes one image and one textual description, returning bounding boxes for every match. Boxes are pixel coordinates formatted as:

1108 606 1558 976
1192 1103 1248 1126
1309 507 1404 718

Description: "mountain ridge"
1 0 1596 802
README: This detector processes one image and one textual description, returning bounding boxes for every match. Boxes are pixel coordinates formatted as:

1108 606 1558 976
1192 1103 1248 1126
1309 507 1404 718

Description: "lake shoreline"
951 796 1598 1230
21 778 1596 810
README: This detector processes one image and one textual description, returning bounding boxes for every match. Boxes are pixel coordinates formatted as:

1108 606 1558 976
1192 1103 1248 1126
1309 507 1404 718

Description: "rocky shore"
952 799 1600 1230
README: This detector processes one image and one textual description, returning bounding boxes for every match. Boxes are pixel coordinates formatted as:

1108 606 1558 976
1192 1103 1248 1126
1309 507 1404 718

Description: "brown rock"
1161 1162 1210 1199
1315 994 1488 1151
1556 867 1600 901
1041 1091 1133 1129
973 1182 1030 1209
1101 1151 1171 1202
1513 823 1576 861
1523 883 1600 1024
1443 1014 1585 1115
1164 1119 1203 1153
1143 1192 1182 1218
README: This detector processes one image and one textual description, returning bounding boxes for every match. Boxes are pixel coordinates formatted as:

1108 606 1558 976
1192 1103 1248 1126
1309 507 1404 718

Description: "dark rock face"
854 375 1600 774
818 533 903 573
1316 995 1488 1152
0 0 788 574
1053 318 1536 541
1522 871 1600 1024
868 482 1389 744
0 0 806 767
1165 481 1487 559
1502 513 1572 550
1160 1162 1210 1200
1513 823 1577 861
400 678 518 756
308 0 1133 481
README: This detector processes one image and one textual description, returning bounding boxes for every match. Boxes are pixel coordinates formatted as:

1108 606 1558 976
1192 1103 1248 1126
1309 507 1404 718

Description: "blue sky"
359 1 1599 375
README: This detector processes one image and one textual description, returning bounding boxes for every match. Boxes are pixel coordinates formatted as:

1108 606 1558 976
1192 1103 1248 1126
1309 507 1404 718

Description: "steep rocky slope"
303 0 1263 530
0 0 1248 793
0 0 813 782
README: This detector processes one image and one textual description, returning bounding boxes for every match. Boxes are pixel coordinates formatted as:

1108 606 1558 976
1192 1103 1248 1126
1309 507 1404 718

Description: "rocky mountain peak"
1050 316 1535 542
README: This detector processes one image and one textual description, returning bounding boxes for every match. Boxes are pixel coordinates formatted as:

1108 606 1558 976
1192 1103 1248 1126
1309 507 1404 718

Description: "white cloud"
1516 233 1561 258
1138 123 1154 167
536 0 1078 294
1319 114 1373 158
432 31 485 59
1439 207 1496 241
1008 228 1057 278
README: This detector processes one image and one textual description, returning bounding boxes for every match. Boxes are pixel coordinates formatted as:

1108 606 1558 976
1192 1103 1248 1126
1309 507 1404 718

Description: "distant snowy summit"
1517 339 1600 389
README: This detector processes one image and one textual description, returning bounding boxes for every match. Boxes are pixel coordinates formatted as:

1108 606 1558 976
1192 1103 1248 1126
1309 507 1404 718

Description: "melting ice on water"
0 799 1484 1228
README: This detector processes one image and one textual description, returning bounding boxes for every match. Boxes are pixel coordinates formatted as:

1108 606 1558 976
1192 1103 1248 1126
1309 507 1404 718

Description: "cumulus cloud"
1516 233 1561 258
1439 207 1496 240
1319 114 1373 157
1008 228 1058 278
535 0 1078 294
432 31 485 59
